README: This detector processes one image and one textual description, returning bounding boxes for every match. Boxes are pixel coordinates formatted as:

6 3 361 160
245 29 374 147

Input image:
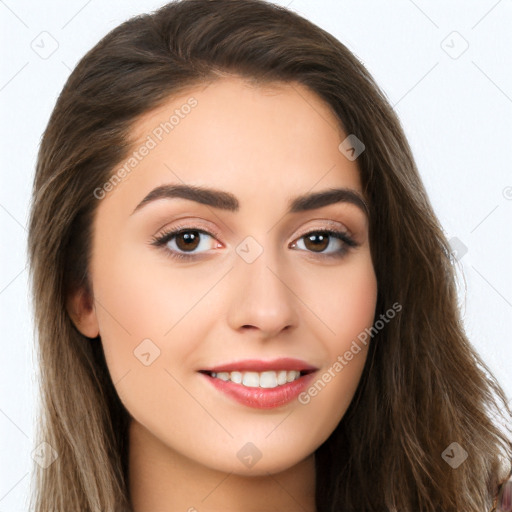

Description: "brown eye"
150 226 220 261
303 233 329 252
174 230 201 252
291 229 358 259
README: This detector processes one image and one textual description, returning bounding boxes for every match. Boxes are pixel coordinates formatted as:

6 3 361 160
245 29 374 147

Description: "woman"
27 0 512 510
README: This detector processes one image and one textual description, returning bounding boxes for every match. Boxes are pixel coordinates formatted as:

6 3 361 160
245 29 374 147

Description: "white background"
1 0 511 510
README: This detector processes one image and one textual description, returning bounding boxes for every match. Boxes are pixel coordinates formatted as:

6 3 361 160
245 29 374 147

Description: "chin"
203 444 314 477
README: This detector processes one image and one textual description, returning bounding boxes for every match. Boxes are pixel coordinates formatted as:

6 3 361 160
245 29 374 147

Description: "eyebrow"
130 184 369 216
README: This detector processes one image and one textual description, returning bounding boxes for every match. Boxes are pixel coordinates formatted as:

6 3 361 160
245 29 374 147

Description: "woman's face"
75 76 377 475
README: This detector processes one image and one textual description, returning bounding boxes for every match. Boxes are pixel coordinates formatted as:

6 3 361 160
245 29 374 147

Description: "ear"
66 286 100 339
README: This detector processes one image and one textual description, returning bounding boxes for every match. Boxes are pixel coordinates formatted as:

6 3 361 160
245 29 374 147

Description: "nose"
226 242 299 340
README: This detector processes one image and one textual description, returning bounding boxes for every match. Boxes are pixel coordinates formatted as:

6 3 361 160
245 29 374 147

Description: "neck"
128 419 317 512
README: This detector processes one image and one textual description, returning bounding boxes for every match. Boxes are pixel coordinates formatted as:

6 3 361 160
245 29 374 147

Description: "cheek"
91 245 220 382
91 258 190 417
299 253 377 346
334 262 377 343
90 246 169 381
291 256 376 434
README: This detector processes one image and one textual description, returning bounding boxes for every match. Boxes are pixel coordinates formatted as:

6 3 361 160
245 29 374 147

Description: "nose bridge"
227 234 299 335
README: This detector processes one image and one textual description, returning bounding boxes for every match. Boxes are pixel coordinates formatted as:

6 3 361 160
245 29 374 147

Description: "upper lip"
200 357 318 373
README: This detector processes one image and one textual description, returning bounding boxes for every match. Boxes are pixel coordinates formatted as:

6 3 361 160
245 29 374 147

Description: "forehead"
100 76 363 216
132 75 346 141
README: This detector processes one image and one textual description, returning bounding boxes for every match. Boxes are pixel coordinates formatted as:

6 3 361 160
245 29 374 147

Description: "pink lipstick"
199 358 318 409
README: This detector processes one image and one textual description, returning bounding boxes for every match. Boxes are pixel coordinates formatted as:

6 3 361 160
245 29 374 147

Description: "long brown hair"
27 0 512 510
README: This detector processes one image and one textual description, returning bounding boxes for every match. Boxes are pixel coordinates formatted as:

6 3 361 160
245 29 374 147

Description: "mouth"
198 358 318 409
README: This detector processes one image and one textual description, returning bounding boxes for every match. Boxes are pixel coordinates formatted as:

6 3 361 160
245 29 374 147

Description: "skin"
69 76 378 512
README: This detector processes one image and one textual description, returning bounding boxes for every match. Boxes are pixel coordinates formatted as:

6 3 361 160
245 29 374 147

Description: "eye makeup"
149 222 359 262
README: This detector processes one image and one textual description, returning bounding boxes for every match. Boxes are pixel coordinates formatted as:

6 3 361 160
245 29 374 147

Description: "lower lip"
200 372 317 409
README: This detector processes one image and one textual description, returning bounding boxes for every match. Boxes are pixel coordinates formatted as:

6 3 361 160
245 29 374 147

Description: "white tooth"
230 371 242 384
259 371 278 388
276 370 287 385
213 370 301 387
286 370 300 382
242 371 260 387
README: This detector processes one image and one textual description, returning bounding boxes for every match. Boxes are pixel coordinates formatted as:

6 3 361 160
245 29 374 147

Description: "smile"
198 358 318 409
205 369 304 388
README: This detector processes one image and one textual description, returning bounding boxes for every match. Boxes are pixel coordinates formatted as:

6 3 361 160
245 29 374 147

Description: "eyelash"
150 223 359 262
